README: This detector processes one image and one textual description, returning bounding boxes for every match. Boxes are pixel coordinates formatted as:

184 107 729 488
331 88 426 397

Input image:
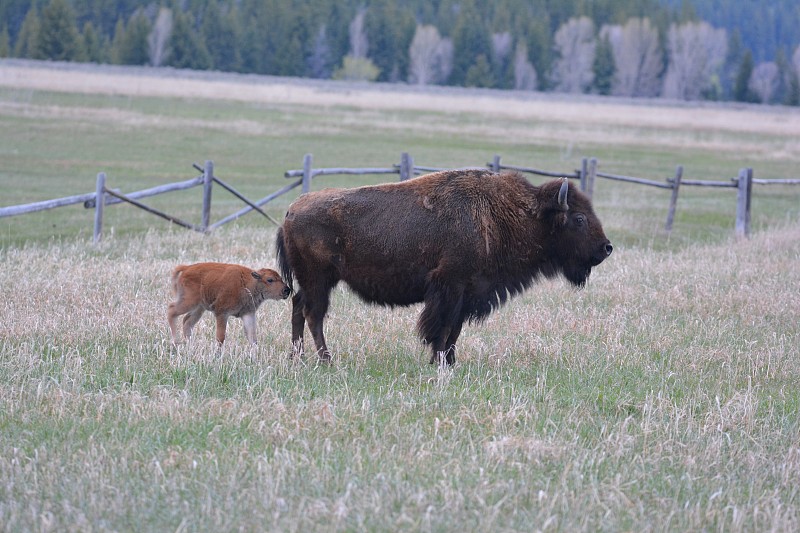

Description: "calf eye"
266 278 274 283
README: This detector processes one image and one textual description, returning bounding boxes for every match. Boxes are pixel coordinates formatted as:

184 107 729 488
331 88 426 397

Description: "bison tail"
275 227 294 293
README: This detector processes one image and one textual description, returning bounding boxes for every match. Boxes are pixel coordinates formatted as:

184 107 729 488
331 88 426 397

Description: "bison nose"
605 242 613 256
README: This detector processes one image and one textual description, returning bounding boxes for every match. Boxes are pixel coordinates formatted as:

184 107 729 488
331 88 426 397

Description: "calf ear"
251 271 262 281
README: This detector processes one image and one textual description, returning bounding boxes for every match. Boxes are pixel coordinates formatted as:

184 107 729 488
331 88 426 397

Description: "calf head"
252 268 291 301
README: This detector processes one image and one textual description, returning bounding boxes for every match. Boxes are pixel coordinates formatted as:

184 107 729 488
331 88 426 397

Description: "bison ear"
251 271 262 281
558 178 569 211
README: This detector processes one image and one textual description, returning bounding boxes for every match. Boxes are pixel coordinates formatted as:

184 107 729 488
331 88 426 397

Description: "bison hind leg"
290 290 306 357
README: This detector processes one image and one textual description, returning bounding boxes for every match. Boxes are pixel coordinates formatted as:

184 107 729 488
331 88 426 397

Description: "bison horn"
558 178 569 211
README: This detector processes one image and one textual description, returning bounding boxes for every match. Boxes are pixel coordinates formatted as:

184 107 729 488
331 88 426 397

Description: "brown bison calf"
167 262 290 345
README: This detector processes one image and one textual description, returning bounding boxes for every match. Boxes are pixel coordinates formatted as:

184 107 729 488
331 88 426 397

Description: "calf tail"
275 227 294 293
170 265 186 296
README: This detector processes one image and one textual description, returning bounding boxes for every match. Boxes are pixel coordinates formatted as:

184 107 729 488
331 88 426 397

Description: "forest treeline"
1 0 799 105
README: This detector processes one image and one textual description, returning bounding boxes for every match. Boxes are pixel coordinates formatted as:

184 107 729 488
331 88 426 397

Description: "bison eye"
574 213 586 227
266 278 274 283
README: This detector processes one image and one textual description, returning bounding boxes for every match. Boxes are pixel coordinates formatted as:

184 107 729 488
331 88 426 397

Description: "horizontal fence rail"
2 153 798 242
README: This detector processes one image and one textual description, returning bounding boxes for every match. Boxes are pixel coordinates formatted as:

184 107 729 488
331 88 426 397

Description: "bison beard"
276 169 612 365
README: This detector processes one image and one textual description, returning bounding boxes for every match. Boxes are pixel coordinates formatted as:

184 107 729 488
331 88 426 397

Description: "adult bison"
276 169 612 365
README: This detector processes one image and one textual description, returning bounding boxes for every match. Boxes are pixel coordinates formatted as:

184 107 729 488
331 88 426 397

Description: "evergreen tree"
37 0 84 61
733 50 756 102
593 33 615 95
464 53 494 88
202 1 242 72
81 21 106 63
0 24 10 57
784 70 800 106
168 9 211 70
449 1 493 86
721 29 745 99
269 8 308 77
13 6 42 59
111 12 151 65
366 1 415 82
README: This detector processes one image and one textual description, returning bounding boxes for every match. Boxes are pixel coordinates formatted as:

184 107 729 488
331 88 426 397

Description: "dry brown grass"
1 222 798 531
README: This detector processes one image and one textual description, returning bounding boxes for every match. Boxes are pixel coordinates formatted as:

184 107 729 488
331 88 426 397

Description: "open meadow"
1 60 799 531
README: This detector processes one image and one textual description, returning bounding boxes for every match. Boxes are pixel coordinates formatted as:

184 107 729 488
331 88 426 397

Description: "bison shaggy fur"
276 169 612 365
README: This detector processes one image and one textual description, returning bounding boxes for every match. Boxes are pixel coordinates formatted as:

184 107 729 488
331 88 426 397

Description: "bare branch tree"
749 62 779 103
552 16 596 93
793 44 800 76
349 8 368 59
308 24 332 79
408 24 448 85
491 31 512 65
662 21 727 100
604 17 662 97
513 41 538 90
148 7 172 67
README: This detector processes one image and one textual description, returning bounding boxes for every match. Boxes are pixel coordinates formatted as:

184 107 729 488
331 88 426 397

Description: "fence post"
580 158 588 192
399 152 414 181
490 155 501 172
202 160 213 232
302 153 313 193
735 167 753 238
93 172 106 244
665 165 684 232
587 157 597 199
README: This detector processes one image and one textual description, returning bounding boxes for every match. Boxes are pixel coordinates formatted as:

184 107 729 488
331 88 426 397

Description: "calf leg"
242 313 258 345
168 300 201 344
214 313 230 345
182 307 204 341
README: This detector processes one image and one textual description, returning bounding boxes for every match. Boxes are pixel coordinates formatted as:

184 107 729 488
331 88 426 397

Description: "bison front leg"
242 313 258 345
419 280 465 366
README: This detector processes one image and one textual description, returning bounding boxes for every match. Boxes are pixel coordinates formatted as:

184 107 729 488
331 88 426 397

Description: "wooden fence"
2 153 798 242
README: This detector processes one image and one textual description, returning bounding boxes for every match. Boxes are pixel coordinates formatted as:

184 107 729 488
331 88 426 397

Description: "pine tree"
203 1 242 72
593 33 615 95
784 70 800 106
111 13 151 65
733 50 756 102
449 1 493 86
13 6 42 59
0 24 10 57
168 9 211 70
37 0 83 61
81 22 106 63
464 54 494 88
366 1 415 82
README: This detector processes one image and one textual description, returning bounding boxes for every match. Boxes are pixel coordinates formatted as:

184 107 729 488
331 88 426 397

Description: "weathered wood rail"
2 152 798 242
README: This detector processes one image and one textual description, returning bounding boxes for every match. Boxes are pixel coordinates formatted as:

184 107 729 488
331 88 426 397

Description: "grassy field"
1 60 799 531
